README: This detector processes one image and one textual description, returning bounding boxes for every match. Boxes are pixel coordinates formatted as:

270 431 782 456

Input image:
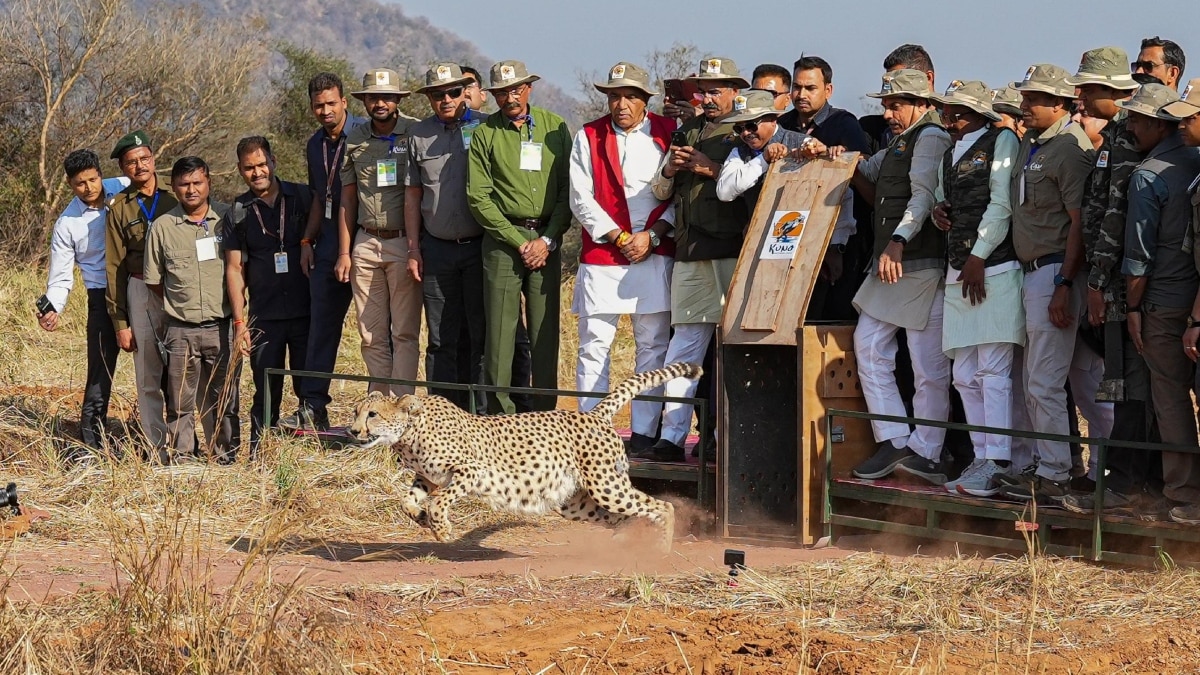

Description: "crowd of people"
37 38 1200 526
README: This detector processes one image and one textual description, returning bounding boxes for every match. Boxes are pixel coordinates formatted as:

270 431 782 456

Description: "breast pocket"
1023 170 1053 210
163 251 193 294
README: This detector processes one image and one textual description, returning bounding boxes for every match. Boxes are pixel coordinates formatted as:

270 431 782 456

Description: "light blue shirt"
44 177 129 313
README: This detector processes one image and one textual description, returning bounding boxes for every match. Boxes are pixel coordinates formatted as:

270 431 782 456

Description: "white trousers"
576 311 671 437
854 287 951 461
1009 346 1037 471
952 343 1014 461
1069 333 1114 478
659 322 715 445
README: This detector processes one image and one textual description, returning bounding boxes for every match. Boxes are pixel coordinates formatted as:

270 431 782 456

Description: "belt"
129 273 144 280
508 217 543 231
429 234 483 244
175 318 223 329
362 227 403 239
1021 252 1065 273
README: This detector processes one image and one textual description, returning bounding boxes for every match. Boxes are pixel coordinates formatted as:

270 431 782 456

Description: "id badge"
274 251 289 274
1019 173 1026 205
324 195 333 219
520 141 543 171
377 159 398 187
196 237 218 262
461 121 479 150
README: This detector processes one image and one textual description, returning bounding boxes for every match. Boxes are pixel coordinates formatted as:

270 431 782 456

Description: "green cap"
725 89 781 123
1011 63 1074 99
110 130 151 160
685 56 750 89
931 80 1001 121
415 63 473 94
1115 83 1182 120
486 60 541 91
1161 78 1200 118
1064 46 1139 90
352 68 410 98
990 87 1022 117
866 69 934 99
594 62 657 97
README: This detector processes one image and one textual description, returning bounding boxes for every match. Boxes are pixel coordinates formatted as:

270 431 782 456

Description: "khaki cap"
931 80 1001 121
352 68 410 98
485 60 540 91
110 130 151 159
1115 83 1182 120
415 63 473 94
725 90 782 123
594 62 657 97
1011 63 1074 99
990 86 1023 117
1064 46 1139 90
1161 78 1200 118
866 69 934 100
685 56 750 90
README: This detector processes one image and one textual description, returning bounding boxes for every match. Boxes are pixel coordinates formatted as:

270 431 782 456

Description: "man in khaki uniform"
104 131 175 451
998 64 1109 502
336 68 424 396
144 157 240 464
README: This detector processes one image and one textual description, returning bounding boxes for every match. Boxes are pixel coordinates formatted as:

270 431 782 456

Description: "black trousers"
250 316 310 442
298 256 353 418
423 235 487 410
82 288 119 448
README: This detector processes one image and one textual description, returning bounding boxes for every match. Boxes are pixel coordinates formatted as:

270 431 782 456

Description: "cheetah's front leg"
400 475 436 528
421 468 476 542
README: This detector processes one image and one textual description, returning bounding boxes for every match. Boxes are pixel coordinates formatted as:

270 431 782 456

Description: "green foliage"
269 41 361 185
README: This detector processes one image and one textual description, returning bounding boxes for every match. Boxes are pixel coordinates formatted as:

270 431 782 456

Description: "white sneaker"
944 459 1007 497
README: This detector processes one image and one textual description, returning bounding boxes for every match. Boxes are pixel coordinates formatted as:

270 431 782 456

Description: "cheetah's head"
347 392 424 448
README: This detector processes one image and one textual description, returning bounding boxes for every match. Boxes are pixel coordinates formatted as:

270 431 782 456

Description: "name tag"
520 141 543 171
325 195 333 220
461 121 479 150
1096 150 1109 168
377 159 398 187
196 236 218 262
274 251 289 274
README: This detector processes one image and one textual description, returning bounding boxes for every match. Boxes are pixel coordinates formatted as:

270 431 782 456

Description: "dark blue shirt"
305 114 366 262
779 103 871 154
225 180 314 321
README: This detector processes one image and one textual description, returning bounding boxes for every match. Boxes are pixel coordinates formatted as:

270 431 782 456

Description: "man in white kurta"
569 62 675 452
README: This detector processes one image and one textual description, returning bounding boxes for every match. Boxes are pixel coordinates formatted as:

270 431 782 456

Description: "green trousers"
482 234 560 414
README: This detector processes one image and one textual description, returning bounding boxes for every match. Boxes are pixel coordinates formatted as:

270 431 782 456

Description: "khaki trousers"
127 276 168 448
351 230 423 396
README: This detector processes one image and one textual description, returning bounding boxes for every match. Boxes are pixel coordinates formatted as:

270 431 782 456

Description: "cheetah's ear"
367 391 385 400
399 395 424 415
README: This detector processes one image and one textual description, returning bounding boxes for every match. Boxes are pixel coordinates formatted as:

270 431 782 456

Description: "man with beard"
286 73 364 431
335 68 423 396
224 136 314 450
104 131 175 453
467 60 572 414
644 56 749 461
405 63 487 410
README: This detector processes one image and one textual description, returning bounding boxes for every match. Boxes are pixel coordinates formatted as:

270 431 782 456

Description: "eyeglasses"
493 84 527 99
733 120 767 134
428 86 464 100
1131 60 1165 72
754 89 785 98
699 87 729 99
121 156 153 169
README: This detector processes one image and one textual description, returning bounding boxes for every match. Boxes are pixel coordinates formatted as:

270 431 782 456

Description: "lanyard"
187 216 210 236
376 133 397 154
1026 120 1072 169
138 192 160 223
322 134 346 196
251 195 286 250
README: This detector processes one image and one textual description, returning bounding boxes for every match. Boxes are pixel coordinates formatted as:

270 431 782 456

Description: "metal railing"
824 408 1200 566
263 368 712 504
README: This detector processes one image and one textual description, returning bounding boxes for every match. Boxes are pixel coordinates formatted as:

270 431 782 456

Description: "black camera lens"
2 483 18 513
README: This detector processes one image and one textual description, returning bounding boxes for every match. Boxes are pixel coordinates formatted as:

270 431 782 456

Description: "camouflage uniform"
1081 111 1145 400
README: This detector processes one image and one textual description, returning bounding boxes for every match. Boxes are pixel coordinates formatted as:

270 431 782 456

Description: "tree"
269 42 359 184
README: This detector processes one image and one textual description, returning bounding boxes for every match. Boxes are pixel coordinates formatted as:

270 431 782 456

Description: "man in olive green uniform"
335 68 424 397
104 130 176 451
845 70 953 484
467 60 572 414
1061 47 1152 513
144 157 240 464
643 56 749 461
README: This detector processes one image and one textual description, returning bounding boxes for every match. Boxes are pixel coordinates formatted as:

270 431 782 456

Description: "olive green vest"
872 109 946 271
673 115 747 240
942 126 1018 270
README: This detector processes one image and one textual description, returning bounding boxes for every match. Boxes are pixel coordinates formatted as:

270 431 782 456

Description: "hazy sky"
388 0 1195 114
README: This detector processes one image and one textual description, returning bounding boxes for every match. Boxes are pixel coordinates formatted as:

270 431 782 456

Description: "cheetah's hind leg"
556 490 630 527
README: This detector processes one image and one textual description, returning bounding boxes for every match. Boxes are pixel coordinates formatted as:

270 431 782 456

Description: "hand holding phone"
35 295 55 317
670 130 688 148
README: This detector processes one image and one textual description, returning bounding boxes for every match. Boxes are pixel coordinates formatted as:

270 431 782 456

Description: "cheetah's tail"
586 362 703 423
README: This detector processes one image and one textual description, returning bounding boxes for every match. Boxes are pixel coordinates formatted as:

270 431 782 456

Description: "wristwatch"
1188 315 1199 328
648 229 661 248
540 235 557 252
891 234 908 246
1053 273 1073 288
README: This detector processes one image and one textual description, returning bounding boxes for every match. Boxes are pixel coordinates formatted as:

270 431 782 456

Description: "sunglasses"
733 120 767 134
428 86 464 100
1131 60 1165 72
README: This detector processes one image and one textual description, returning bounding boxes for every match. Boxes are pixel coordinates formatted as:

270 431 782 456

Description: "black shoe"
279 406 328 432
997 474 1070 503
893 454 948 485
852 442 916 480
634 439 686 462
1069 476 1096 493
623 432 656 454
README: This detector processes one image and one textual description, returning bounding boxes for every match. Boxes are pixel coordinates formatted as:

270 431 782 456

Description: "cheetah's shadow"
226 521 525 563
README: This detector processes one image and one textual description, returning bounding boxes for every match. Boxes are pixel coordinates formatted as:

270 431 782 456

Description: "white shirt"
44 177 129 314
568 116 673 315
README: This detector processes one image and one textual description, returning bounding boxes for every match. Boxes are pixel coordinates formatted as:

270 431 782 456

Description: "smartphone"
663 78 700 105
35 295 55 316
670 130 688 148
